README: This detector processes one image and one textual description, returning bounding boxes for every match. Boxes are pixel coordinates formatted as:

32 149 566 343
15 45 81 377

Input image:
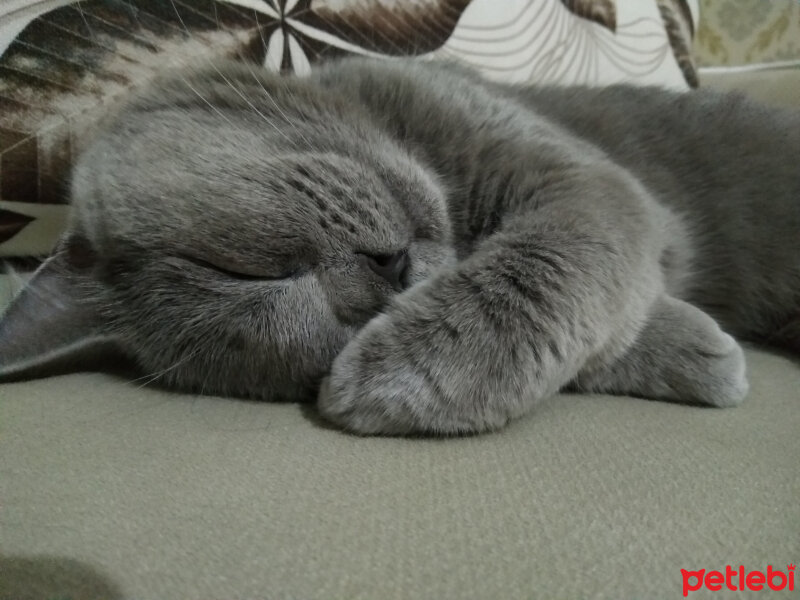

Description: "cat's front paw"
648 299 749 408
576 296 749 408
316 315 438 435
316 302 521 436
676 330 749 408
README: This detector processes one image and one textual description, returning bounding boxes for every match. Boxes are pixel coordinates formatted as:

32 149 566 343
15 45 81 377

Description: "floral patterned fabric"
696 0 800 67
0 0 698 260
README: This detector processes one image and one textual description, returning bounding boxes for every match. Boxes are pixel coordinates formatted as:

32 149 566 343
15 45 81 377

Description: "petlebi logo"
681 564 796 596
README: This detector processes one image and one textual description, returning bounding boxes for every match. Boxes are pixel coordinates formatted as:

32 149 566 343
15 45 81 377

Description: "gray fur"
1 58 798 435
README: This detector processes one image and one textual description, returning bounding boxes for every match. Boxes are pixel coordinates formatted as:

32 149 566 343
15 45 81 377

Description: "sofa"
2 2 798 599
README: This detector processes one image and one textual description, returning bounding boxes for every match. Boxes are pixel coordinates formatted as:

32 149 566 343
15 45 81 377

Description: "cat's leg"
570 295 748 407
318 165 670 435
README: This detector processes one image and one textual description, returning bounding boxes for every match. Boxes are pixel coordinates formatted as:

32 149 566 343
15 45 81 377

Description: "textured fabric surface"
696 0 800 67
1 277 799 599
0 0 696 260
700 64 800 109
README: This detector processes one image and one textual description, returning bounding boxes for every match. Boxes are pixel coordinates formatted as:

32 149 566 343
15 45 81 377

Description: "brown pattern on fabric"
559 0 616 32
306 0 473 59
695 0 800 67
0 209 34 244
0 0 265 208
657 0 698 88
237 0 473 73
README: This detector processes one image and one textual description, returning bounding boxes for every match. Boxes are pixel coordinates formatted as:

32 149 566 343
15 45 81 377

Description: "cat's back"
508 82 800 210
315 57 798 208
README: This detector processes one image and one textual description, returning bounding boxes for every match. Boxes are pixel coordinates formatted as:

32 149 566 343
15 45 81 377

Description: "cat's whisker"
245 66 316 150
206 62 297 147
167 0 191 42
129 346 203 389
178 75 236 127
159 0 264 131
198 10 317 149
79 0 309 152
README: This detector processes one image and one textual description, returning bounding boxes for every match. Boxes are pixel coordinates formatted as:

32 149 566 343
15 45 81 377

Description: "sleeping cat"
1 58 798 435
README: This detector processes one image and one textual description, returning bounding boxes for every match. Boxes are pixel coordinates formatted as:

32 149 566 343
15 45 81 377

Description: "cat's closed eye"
177 254 303 282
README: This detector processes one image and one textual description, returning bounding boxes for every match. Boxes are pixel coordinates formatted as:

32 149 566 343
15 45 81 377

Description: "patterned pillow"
0 0 698 261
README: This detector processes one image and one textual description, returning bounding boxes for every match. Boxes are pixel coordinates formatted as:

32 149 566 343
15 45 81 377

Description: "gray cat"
1 58 798 435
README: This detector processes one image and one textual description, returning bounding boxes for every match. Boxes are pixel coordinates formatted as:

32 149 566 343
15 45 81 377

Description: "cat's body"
1 58 798 434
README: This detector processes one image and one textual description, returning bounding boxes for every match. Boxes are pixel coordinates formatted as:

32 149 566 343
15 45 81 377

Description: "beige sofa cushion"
700 65 800 108
1 275 799 599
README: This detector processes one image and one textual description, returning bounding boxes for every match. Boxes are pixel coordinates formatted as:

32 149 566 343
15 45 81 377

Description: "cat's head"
0 61 454 400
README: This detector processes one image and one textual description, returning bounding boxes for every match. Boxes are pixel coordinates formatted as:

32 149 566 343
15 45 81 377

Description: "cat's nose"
359 250 409 291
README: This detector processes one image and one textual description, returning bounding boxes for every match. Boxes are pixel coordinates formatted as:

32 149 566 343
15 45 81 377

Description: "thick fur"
1 58 798 435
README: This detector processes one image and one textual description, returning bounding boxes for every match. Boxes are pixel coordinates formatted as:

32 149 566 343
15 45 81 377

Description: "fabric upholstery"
1 291 798 598
700 65 800 108
696 0 800 67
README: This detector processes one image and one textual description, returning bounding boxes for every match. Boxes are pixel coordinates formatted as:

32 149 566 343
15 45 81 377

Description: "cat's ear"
0 236 125 380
